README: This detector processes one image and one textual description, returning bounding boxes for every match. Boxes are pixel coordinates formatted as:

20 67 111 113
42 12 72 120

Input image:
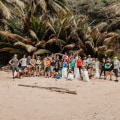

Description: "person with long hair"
36 56 41 77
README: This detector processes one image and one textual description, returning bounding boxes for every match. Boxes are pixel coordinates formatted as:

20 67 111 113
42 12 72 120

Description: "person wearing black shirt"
53 65 60 78
55 55 60 67
105 58 113 81
100 58 106 79
50 54 56 76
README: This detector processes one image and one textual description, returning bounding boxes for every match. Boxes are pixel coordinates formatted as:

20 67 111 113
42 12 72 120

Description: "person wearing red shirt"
77 56 82 73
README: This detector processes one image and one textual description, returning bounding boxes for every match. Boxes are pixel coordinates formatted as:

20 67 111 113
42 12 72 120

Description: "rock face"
66 0 120 24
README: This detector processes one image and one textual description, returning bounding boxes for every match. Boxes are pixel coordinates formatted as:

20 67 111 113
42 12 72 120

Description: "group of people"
8 53 120 82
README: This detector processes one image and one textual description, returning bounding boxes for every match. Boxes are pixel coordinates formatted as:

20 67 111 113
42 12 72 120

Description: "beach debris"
18 84 77 95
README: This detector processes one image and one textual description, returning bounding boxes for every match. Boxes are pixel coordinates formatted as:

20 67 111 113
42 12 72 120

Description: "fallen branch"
18 84 77 95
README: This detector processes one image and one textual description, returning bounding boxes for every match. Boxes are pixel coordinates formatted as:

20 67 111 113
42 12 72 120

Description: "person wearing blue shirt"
63 59 67 68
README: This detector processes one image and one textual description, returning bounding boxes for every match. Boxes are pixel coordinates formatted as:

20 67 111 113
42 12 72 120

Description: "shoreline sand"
0 71 120 120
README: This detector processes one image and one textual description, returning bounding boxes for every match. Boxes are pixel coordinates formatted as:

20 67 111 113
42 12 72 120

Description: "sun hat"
114 57 118 59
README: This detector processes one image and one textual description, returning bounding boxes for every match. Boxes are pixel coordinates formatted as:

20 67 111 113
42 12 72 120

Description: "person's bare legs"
47 72 49 77
36 66 38 76
45 72 47 78
30 69 32 77
33 70 35 77
39 66 41 76
12 72 14 78
17 72 19 78
110 71 112 80
27 67 30 76
105 71 108 80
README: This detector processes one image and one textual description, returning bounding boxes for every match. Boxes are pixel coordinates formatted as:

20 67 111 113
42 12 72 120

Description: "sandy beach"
0 71 120 120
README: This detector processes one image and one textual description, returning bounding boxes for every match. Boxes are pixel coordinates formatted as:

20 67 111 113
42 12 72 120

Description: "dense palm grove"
0 0 120 66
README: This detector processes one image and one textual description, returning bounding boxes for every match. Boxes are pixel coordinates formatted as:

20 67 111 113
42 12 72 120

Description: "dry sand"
0 71 120 120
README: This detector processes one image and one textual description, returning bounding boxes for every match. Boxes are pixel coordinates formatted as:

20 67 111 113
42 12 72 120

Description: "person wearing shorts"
30 55 36 77
77 56 82 71
45 57 50 78
26 56 31 76
19 55 27 76
36 56 41 76
9 54 20 79
70 56 76 71
105 58 113 81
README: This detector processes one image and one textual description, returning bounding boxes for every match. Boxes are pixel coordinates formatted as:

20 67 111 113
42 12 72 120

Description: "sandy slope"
0 71 120 120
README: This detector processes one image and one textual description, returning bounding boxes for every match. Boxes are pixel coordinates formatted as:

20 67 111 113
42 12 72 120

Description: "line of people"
8 53 120 82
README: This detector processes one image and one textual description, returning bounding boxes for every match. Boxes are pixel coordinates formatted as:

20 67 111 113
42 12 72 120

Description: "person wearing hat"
9 54 20 79
36 56 41 77
113 57 120 82
105 58 113 81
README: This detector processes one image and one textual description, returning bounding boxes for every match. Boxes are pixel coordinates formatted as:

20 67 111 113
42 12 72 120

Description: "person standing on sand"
77 56 82 74
113 57 120 82
19 55 27 76
45 57 51 78
50 54 56 77
27 56 31 76
30 55 36 77
105 58 113 81
100 58 106 79
70 56 76 71
9 54 20 79
36 56 41 77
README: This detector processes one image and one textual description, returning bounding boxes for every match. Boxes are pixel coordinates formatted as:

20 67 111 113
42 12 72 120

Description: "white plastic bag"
94 69 99 79
74 68 80 79
68 73 74 80
83 71 89 82
62 68 67 78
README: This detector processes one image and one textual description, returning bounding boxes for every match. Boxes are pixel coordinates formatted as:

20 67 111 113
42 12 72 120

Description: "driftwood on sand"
18 84 77 95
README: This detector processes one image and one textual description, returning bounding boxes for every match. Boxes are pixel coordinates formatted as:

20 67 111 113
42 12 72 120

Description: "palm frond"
64 43 75 50
0 1 11 19
47 39 66 46
29 29 39 42
34 49 51 55
14 42 37 53
0 31 24 41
